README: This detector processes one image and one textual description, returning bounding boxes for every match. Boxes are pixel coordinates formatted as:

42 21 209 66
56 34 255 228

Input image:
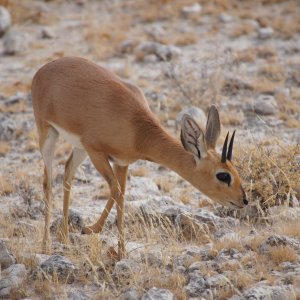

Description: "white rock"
144 54 159 63
113 259 140 285
219 13 233 23
184 270 206 297
120 287 139 300
41 27 55 39
243 284 296 300
0 6 11 36
136 41 181 62
176 106 207 131
181 3 202 17
141 250 166 267
0 115 16 141
245 19 260 30
254 94 278 115
50 209 84 233
3 30 29 55
39 255 77 283
0 240 15 269
206 274 230 289
259 234 300 253
141 287 174 300
258 27 274 39
67 290 92 300
0 264 26 298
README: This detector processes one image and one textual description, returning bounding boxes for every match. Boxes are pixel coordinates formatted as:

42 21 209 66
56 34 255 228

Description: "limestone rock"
259 234 300 253
67 290 92 300
184 270 206 297
0 115 16 141
120 287 139 300
3 30 29 55
39 255 77 283
141 287 174 300
0 240 15 269
176 106 207 131
254 95 278 115
0 6 11 37
258 27 274 39
136 41 181 62
219 13 233 23
113 259 140 285
41 27 55 39
181 3 202 18
141 250 166 267
0 264 27 298
50 209 84 234
243 284 296 300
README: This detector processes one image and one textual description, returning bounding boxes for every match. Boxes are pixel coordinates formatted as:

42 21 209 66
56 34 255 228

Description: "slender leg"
60 148 87 243
40 126 58 254
113 164 128 259
82 150 121 235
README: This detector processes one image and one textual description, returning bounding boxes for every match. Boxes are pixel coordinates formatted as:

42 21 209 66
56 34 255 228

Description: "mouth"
229 201 244 209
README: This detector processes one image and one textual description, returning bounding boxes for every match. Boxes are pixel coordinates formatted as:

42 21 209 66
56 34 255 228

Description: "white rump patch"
48 121 84 149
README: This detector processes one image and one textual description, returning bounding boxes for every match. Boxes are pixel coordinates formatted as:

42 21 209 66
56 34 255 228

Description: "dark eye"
216 172 231 186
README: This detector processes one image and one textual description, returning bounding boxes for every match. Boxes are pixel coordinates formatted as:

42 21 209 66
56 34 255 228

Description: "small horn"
227 130 235 161
221 132 229 163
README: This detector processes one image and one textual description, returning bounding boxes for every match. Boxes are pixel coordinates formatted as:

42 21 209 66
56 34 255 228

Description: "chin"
228 201 244 209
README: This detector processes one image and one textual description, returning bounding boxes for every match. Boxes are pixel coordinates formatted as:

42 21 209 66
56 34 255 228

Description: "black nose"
242 188 248 205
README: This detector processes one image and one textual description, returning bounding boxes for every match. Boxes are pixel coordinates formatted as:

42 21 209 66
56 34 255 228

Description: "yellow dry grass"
131 166 149 177
269 246 298 264
236 142 300 213
0 175 14 195
0 141 11 156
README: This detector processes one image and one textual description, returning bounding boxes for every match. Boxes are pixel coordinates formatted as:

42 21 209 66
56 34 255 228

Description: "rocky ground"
0 0 300 299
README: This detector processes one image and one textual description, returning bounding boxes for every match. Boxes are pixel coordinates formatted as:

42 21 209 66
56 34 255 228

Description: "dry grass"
213 237 244 252
0 0 58 25
0 141 11 156
234 49 256 63
0 0 299 298
0 101 28 113
227 270 255 290
131 166 149 177
269 246 298 264
236 142 300 213
220 110 245 126
259 64 286 83
154 177 174 193
0 175 14 195
230 22 255 38
141 267 187 299
271 16 300 39
274 221 300 238
83 18 130 59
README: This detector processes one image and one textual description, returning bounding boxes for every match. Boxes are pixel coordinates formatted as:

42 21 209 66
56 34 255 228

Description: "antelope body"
32 57 248 258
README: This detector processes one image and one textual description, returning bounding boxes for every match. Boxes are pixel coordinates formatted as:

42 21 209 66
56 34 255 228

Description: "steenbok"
32 57 248 258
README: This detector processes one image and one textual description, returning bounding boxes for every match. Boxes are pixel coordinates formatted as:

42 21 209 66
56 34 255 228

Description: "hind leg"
114 164 128 259
40 126 58 254
60 148 87 243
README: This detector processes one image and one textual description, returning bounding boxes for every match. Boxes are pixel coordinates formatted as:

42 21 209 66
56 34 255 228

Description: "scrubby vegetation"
0 0 299 299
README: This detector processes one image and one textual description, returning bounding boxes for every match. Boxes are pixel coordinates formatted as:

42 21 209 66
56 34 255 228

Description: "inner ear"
180 114 207 159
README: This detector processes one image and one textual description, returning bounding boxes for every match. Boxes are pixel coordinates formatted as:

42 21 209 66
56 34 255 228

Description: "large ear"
205 105 221 149
180 114 207 160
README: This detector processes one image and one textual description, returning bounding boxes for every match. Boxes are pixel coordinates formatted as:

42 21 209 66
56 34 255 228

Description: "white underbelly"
48 121 85 149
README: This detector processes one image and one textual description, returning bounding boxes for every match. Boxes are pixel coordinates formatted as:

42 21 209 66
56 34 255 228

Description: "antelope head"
180 105 248 209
